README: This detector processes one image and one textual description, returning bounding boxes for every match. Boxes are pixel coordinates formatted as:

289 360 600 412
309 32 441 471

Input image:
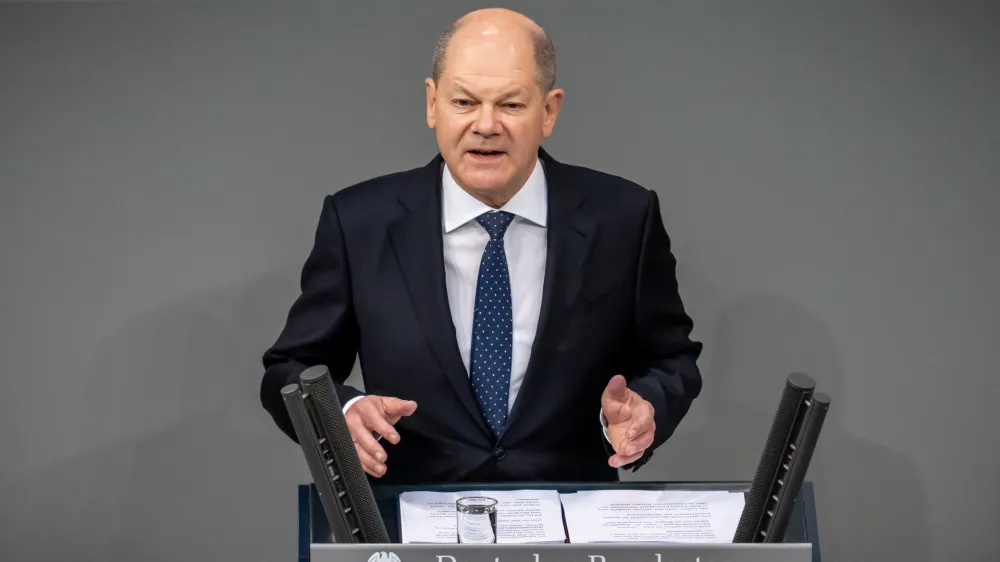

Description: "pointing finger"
381 397 418 421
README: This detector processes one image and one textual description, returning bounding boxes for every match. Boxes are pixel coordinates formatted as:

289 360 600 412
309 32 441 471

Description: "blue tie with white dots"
470 210 515 436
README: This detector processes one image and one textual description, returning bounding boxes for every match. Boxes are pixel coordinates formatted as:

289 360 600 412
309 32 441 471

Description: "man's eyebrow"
449 82 528 99
499 86 528 98
452 84 476 97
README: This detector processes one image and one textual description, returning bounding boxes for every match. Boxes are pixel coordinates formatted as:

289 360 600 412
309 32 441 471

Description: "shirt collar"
442 158 548 233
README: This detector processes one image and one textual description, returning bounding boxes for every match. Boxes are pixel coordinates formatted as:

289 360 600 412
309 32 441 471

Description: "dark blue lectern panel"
298 481 822 562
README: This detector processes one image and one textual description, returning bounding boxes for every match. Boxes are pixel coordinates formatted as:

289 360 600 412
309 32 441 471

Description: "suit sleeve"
619 189 704 471
259 195 363 442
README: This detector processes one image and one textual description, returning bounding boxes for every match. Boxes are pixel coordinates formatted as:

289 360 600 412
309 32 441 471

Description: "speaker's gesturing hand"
344 395 417 477
601 374 655 468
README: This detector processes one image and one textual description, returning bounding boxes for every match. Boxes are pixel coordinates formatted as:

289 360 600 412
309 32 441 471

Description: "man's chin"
455 169 510 192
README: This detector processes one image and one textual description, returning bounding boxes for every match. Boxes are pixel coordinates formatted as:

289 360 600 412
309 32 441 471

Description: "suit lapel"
387 154 492 438
501 148 596 438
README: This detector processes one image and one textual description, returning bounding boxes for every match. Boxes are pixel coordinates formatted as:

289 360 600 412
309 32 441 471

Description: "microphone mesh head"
300 366 389 543
733 373 815 542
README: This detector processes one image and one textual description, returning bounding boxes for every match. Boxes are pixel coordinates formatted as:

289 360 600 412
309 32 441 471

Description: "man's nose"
471 106 502 136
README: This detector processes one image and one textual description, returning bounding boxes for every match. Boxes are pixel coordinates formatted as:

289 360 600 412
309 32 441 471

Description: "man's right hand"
344 395 417 477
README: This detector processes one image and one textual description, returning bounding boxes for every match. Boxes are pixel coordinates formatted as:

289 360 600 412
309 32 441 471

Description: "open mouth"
468 150 505 157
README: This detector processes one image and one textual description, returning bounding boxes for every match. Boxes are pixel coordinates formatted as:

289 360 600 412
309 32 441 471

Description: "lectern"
283 369 829 562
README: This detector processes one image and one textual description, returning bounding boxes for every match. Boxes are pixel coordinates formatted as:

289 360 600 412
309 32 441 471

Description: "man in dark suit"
260 8 702 485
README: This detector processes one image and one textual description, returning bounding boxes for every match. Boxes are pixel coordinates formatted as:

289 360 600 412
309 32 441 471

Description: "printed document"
558 489 745 543
398 489 566 544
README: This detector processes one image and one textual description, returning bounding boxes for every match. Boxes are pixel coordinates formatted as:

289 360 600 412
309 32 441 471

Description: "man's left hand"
601 374 656 468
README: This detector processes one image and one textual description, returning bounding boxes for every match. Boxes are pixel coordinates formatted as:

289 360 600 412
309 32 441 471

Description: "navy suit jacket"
260 148 703 485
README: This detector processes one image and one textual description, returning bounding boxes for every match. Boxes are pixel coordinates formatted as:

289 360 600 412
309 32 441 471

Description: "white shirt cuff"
343 395 382 442
342 395 364 413
600 407 611 443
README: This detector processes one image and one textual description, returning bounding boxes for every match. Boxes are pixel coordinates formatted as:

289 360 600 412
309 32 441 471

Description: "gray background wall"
1 1 997 561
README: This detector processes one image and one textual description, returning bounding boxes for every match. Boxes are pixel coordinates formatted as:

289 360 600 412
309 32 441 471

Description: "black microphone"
281 365 389 543
734 372 830 543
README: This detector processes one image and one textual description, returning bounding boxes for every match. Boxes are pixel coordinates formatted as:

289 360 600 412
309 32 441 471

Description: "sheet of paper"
559 489 745 544
399 489 566 544
398 491 462 543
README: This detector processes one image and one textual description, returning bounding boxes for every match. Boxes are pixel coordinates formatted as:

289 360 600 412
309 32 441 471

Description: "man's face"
425 29 563 205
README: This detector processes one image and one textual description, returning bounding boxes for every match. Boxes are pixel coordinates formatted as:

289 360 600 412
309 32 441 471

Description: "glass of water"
455 496 498 544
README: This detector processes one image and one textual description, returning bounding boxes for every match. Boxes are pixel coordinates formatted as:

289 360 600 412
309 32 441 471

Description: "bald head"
432 8 556 94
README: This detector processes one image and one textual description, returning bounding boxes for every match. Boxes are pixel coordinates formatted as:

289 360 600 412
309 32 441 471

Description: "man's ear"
425 78 437 128
541 88 565 137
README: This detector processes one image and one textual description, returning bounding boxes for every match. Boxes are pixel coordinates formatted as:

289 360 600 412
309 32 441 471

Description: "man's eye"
453 99 472 106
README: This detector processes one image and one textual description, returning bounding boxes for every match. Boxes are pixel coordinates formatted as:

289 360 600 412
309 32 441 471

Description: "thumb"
380 396 418 419
602 375 628 406
601 375 631 423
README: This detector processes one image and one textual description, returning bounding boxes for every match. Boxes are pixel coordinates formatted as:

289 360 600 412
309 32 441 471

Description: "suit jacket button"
493 447 506 460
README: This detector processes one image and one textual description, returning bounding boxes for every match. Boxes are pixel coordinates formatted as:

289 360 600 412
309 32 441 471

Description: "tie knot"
476 211 514 240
